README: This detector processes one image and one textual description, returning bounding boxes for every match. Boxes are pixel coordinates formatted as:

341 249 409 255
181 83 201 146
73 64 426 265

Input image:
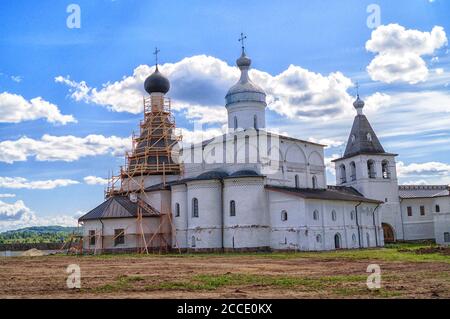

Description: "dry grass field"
0 244 449 299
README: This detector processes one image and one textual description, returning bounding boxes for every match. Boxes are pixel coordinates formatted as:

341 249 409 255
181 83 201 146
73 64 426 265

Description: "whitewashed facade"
333 96 450 245
79 46 449 252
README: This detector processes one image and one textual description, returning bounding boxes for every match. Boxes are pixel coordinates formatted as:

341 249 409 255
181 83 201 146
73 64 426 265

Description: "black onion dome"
144 66 170 94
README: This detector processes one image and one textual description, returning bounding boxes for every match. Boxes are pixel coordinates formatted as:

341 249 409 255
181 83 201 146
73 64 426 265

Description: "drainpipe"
99 219 105 253
185 185 189 252
220 179 225 252
355 202 362 248
372 203 381 247
399 198 405 241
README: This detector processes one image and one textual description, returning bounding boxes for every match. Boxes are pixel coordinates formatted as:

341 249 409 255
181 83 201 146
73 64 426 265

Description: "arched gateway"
382 223 395 243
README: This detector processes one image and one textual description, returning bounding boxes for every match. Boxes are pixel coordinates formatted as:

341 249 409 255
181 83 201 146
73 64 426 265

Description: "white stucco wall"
181 130 326 190
400 198 435 240
81 217 162 251
267 191 382 251
171 184 188 248
334 154 403 241
227 102 266 130
223 177 269 249
186 179 223 249
433 197 450 245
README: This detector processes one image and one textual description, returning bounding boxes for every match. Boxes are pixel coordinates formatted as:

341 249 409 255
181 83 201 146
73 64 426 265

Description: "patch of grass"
94 275 144 292
255 245 449 263
331 286 403 298
92 272 411 298
77 243 449 264
318 274 368 283
385 241 436 249
146 273 372 292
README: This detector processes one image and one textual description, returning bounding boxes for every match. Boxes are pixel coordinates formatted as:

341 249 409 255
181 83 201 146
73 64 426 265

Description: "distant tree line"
0 226 81 244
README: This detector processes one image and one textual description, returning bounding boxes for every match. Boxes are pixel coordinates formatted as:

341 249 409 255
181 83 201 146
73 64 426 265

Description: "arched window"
382 160 390 179
334 233 341 249
230 200 236 217
436 205 441 213
340 164 347 184
351 134 356 143
331 210 337 221
350 210 355 221
350 162 356 181
175 203 180 217
316 234 322 243
253 115 258 129
233 135 238 163
295 175 300 188
233 116 238 130
352 234 357 244
367 132 372 142
192 198 199 218
367 160 376 179
312 176 317 189
281 210 288 221
245 135 250 164
313 210 319 221
191 236 196 248
366 233 371 247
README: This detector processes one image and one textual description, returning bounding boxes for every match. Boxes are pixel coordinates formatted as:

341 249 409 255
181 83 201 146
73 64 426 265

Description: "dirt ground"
0 250 449 299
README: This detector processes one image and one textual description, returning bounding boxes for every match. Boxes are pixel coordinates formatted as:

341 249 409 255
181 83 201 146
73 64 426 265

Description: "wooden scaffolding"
95 94 183 254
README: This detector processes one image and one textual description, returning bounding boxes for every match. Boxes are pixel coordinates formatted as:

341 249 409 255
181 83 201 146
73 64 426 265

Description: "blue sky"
1 0 450 231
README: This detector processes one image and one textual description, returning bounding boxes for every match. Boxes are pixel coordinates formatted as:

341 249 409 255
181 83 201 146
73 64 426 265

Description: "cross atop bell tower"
153 47 161 66
238 32 247 54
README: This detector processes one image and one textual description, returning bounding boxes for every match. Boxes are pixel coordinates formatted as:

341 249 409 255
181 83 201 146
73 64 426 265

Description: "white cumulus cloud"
397 161 450 177
0 199 79 232
56 55 356 123
0 200 34 222
180 127 226 145
0 134 131 164
397 161 450 185
84 176 108 185
0 92 76 125
0 177 79 190
366 24 448 84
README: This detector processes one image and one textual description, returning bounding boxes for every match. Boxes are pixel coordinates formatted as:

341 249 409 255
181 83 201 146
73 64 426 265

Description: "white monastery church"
78 42 450 253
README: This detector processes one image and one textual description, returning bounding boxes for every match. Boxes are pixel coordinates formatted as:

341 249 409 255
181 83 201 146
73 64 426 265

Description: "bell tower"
333 94 404 241
225 33 267 131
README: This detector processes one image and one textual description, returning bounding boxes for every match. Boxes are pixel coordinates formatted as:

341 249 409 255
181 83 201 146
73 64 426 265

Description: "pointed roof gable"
334 95 397 162
343 114 386 158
